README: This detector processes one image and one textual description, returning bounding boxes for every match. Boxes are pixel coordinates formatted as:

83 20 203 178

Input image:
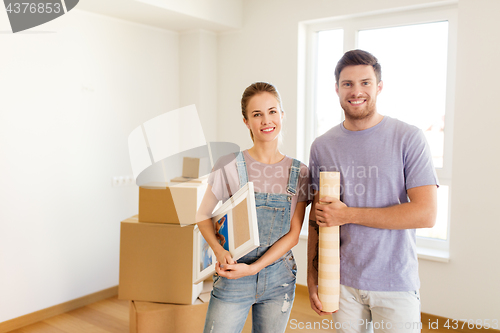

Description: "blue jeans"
203 252 297 333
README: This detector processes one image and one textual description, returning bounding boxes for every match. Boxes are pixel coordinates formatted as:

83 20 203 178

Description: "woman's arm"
217 200 308 279
196 184 235 266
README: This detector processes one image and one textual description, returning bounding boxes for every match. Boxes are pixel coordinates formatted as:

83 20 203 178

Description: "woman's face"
244 92 283 143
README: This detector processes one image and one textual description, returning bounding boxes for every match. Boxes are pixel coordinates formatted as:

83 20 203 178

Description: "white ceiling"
76 0 239 32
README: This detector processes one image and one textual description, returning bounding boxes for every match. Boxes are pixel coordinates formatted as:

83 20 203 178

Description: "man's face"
335 65 383 121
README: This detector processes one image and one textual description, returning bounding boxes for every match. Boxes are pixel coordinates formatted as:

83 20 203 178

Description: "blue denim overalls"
203 152 301 333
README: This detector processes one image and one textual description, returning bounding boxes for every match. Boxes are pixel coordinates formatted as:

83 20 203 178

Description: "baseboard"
296 284 499 333
0 286 118 333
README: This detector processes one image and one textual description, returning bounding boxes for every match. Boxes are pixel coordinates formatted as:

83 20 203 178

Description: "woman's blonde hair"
241 82 284 141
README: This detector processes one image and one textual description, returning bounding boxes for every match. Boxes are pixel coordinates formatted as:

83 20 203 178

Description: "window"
298 4 457 258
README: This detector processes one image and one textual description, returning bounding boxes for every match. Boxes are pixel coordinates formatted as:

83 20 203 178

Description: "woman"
196 82 311 333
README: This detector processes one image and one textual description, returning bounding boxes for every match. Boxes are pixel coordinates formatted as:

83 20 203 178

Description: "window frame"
297 3 458 260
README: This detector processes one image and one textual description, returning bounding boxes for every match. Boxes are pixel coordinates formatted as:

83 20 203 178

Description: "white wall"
217 0 500 321
180 30 218 143
0 10 179 322
418 0 500 321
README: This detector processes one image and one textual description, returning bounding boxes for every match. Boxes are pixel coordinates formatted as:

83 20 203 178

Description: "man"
307 49 438 333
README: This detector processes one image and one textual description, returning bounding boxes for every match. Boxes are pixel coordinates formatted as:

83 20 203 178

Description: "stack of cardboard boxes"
119 157 212 333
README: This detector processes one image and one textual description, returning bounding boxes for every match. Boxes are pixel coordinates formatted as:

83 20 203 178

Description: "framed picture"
193 182 259 284
193 226 217 284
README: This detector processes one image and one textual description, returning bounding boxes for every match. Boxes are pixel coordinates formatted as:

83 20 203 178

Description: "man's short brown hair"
335 49 382 84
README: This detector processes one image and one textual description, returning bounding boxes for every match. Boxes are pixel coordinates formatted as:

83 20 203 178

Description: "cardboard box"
139 182 207 225
119 216 203 304
182 157 200 178
182 157 210 178
129 291 211 333
169 174 209 184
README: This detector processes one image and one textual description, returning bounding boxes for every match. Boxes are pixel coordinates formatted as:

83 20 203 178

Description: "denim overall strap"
286 158 301 195
235 151 248 188
234 157 301 258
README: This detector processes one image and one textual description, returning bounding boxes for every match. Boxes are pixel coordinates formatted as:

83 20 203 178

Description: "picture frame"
193 225 217 284
193 182 259 284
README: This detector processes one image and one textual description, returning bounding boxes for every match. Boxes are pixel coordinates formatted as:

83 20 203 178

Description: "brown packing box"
182 156 210 179
139 182 207 225
182 157 201 178
129 281 213 333
119 216 203 304
129 295 208 333
169 174 209 184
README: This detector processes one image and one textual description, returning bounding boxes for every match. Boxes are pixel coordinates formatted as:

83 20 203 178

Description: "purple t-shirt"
209 150 312 218
309 116 438 291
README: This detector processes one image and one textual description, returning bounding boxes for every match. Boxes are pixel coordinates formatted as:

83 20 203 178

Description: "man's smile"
349 99 366 105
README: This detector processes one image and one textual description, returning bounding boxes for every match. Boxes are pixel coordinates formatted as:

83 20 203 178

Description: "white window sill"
417 246 450 263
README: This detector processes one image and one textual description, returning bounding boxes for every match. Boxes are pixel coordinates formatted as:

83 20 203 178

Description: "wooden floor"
6 296 128 333
5 287 464 333
6 286 330 333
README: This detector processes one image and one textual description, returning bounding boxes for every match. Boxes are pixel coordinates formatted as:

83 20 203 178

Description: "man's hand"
315 196 348 227
307 282 335 316
215 262 257 279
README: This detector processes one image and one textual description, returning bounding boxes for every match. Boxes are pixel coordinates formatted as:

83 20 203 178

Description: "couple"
196 50 438 333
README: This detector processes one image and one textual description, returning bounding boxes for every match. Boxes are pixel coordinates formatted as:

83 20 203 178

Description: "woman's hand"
215 249 235 267
216 262 258 279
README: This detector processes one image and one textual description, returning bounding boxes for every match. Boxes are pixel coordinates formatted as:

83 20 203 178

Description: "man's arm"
307 191 333 316
315 184 438 229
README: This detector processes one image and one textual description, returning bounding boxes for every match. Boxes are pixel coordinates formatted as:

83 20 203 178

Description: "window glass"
315 29 344 136
358 21 449 168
